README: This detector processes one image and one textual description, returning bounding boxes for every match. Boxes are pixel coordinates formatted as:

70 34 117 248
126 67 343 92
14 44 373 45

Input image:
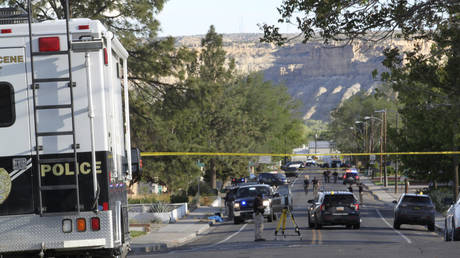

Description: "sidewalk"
130 206 222 254
360 175 445 234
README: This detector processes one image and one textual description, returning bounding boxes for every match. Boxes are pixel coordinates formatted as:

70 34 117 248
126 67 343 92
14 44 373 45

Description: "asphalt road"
131 169 460 258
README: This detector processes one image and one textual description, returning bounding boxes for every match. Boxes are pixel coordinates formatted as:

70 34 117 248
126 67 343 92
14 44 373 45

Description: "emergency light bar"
71 39 103 52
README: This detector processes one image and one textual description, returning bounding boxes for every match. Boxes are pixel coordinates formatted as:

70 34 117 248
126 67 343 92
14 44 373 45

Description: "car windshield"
324 195 355 205
401 196 432 205
236 186 271 198
276 173 286 179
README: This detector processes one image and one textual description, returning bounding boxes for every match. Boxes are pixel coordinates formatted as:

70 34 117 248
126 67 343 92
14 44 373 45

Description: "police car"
233 184 279 224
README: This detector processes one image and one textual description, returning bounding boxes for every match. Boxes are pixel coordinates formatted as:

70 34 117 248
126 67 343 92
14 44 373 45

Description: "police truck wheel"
427 222 435 232
453 218 460 241
353 223 360 229
445 219 452 241
233 217 240 224
393 219 400 229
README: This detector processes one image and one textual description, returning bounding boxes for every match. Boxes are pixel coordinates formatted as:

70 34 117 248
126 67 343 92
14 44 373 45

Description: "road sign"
196 160 205 168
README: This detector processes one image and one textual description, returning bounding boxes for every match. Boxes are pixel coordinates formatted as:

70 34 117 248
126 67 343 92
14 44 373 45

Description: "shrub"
187 181 214 196
170 191 188 203
424 187 452 213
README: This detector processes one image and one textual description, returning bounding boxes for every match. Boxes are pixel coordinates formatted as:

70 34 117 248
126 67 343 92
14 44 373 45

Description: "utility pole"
379 113 383 184
395 113 399 193
383 109 388 187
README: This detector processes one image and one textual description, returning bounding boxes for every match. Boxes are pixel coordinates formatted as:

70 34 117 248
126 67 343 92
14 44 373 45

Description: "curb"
129 223 211 255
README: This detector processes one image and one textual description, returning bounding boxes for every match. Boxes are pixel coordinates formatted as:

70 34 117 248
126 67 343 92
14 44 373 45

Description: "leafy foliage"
261 0 458 45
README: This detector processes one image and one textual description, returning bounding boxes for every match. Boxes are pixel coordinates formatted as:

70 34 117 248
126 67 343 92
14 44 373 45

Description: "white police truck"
0 5 140 258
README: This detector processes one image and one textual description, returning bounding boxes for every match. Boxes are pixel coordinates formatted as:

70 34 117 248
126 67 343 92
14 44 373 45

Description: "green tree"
263 0 460 192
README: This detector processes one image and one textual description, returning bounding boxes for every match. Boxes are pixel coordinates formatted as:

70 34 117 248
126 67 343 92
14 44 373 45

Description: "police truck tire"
453 218 460 241
428 222 435 232
393 219 400 229
234 217 241 224
445 219 452 241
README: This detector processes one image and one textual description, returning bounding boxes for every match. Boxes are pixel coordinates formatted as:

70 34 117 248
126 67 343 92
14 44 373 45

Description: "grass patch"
130 231 147 238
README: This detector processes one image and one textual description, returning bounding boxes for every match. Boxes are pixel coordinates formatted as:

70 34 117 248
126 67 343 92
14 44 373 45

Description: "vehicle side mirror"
307 200 314 204
131 148 142 174
392 200 397 204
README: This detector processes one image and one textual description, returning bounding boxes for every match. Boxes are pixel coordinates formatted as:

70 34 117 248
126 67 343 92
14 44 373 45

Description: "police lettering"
0 56 24 64
41 161 102 177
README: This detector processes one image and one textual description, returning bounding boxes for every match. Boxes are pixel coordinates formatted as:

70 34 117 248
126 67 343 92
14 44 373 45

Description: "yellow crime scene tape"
141 151 460 157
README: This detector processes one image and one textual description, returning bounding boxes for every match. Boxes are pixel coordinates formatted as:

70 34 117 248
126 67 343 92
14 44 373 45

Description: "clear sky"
157 0 299 37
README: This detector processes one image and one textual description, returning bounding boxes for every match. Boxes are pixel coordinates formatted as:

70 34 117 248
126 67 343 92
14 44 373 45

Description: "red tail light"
102 202 109 211
1 29 12 34
78 25 89 30
356 175 359 180
104 48 108 65
354 203 359 211
91 217 100 231
139 159 143 169
39 37 60 52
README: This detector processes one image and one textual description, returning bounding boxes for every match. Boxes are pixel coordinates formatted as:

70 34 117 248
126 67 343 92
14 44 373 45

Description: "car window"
401 196 432 205
324 195 355 205
236 186 271 198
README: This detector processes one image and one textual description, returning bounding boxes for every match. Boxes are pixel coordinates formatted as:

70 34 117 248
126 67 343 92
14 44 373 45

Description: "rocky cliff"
175 34 431 121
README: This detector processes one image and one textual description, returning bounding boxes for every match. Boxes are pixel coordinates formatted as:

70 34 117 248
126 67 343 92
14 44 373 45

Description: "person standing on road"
303 175 310 194
312 177 319 198
348 185 353 193
323 170 328 183
326 170 331 183
225 188 235 219
333 171 338 183
253 193 265 241
358 183 364 204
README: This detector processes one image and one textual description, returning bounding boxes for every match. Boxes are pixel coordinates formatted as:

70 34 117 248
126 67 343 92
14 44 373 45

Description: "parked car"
393 193 435 231
258 172 287 186
445 197 460 241
307 191 360 229
331 160 342 168
233 184 280 224
342 169 359 185
281 161 305 170
305 158 316 167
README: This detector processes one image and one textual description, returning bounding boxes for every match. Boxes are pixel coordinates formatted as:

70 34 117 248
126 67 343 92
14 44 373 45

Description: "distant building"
308 141 337 155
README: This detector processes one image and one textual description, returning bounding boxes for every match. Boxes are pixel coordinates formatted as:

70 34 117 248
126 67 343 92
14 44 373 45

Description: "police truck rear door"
0 46 34 215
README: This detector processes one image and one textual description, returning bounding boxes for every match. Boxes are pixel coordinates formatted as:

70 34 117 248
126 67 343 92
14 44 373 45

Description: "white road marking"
211 223 248 247
375 208 412 244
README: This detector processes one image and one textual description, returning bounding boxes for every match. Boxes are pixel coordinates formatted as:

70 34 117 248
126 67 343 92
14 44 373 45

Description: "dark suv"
393 193 435 231
308 191 360 229
258 172 287 186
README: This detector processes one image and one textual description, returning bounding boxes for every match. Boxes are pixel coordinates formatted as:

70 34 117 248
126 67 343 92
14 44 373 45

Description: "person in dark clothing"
325 170 331 183
358 183 364 204
348 185 353 193
303 175 310 194
253 193 265 241
312 177 319 197
333 171 338 183
225 189 235 219
323 170 328 183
